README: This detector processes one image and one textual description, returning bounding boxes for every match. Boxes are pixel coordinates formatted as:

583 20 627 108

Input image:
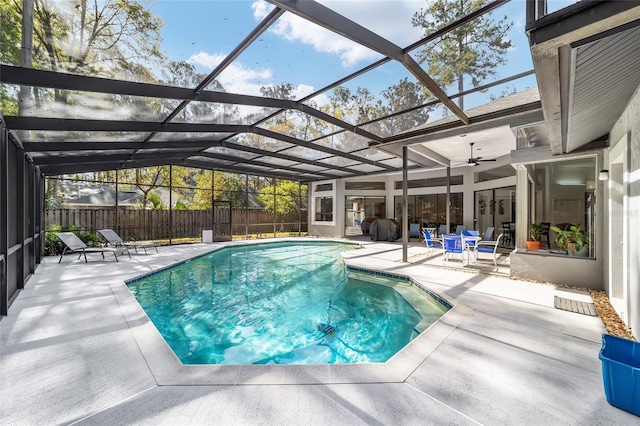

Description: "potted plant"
550 224 589 256
526 223 542 251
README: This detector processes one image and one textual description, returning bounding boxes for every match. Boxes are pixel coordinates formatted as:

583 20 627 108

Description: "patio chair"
454 224 467 235
98 229 158 255
481 226 494 241
475 233 504 266
442 234 465 264
502 222 513 245
422 228 443 256
540 222 551 248
409 223 422 241
56 232 127 263
437 224 447 237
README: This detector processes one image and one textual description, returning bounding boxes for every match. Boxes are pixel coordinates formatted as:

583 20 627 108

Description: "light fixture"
598 169 609 181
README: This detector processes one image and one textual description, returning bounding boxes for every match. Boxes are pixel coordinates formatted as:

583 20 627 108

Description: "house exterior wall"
608 82 640 336
509 149 606 290
307 157 515 239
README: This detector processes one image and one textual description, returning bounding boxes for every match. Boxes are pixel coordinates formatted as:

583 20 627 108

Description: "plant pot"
526 241 540 251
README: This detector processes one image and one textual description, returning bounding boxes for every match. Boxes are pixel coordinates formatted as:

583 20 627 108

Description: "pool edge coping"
112 280 468 386
112 240 468 386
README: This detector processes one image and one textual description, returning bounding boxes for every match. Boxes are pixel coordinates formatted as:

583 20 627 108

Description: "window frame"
311 180 336 226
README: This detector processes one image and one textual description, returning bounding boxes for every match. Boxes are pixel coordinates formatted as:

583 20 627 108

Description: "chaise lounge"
98 229 158 255
56 232 128 263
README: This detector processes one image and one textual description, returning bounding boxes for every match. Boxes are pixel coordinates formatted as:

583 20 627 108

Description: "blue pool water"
127 241 449 365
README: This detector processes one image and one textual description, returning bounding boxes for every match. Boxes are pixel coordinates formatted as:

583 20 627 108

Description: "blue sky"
147 0 573 111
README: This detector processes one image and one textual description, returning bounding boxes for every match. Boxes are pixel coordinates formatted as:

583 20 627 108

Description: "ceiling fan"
467 142 497 166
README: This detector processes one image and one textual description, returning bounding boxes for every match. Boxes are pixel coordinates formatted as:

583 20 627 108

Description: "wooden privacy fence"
45 208 307 241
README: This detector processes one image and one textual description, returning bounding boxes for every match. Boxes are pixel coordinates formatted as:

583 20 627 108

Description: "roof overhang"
526 1 640 154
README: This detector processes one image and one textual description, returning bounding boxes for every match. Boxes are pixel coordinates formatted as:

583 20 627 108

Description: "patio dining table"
462 235 482 263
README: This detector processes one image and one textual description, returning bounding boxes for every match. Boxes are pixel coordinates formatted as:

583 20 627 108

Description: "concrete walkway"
1 239 637 425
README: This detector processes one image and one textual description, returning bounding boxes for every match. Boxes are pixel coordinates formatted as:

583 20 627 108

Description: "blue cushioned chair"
461 229 480 255
442 234 464 263
422 228 443 256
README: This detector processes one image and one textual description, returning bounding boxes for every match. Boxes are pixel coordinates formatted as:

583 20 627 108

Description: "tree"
1 0 30 115
118 166 193 210
257 180 305 230
193 171 250 209
4 0 164 104
379 77 431 135
412 0 512 109
0 0 22 66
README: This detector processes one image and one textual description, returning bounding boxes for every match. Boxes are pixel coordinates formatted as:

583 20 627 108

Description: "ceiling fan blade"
478 159 497 162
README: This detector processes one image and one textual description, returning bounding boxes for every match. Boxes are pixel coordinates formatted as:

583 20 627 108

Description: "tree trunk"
19 0 35 116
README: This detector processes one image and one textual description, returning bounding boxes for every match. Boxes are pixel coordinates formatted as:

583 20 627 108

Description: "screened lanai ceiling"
1 0 544 182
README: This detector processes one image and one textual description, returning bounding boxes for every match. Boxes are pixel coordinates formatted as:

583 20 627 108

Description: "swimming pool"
127 241 449 365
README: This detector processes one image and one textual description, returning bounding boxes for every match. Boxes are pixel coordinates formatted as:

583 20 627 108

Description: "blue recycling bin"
599 333 640 416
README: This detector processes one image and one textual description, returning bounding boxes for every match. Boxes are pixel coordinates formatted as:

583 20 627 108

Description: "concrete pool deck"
1 239 637 425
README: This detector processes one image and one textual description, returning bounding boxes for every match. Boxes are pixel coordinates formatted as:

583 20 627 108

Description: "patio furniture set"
422 228 504 266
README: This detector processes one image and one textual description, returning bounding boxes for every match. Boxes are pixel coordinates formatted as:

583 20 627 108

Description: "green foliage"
146 191 166 210
45 225 101 256
550 224 589 252
45 188 66 208
217 173 249 208
257 180 305 220
0 0 23 66
174 200 187 210
529 223 542 242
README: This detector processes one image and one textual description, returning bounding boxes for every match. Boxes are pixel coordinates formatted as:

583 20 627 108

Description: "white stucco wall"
307 158 516 239
608 83 640 336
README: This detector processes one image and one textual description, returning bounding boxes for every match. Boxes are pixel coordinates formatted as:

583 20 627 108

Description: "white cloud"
251 0 275 19
188 51 273 96
317 0 425 46
188 52 322 104
291 84 316 99
251 0 425 68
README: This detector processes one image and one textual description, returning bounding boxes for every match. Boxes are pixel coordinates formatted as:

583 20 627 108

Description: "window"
315 197 333 222
315 183 333 192
345 181 385 190
394 176 463 190
475 186 515 245
312 181 336 224
394 193 463 232
527 157 596 257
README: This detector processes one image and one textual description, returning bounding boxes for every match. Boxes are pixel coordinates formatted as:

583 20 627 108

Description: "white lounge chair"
98 229 158 255
56 232 128 263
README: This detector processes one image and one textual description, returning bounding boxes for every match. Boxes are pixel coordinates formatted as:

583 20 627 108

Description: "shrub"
44 226 102 256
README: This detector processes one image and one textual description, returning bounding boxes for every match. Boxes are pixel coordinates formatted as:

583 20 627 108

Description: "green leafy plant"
45 188 66 208
550 224 589 253
44 225 102 256
529 223 542 242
